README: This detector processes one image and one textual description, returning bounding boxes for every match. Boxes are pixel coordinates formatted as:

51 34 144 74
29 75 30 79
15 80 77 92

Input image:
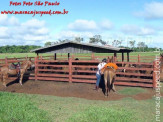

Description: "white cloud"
0 27 10 38
121 24 155 35
8 16 19 26
0 16 51 46
0 15 19 26
21 19 46 28
135 2 163 19
0 15 8 25
55 31 94 40
99 19 113 30
68 19 98 31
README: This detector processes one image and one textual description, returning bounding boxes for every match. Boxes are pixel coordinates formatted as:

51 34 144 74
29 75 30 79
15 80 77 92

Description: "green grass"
0 53 54 59
117 87 147 95
0 52 161 59
0 92 51 122
0 91 162 122
67 106 139 122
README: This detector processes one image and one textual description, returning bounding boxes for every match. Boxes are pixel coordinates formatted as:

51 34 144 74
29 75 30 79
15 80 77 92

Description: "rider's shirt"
96 62 106 75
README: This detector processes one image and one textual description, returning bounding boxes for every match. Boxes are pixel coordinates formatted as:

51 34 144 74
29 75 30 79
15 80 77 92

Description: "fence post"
35 57 38 81
5 57 8 66
40 56 43 60
71 54 74 60
114 53 117 62
69 57 72 83
26 55 28 60
138 55 140 63
153 61 157 88
91 53 95 60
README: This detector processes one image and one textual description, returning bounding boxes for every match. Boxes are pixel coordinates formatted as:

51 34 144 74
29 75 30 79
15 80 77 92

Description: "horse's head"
107 56 114 63
26 58 35 70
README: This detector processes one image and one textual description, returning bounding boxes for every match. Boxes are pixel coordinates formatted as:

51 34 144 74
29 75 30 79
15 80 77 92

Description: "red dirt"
0 79 156 101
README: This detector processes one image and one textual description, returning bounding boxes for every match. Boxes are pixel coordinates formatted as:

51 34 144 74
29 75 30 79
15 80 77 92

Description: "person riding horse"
95 58 107 90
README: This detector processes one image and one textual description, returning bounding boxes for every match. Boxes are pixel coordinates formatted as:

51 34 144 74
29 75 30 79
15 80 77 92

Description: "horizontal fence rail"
0 54 160 88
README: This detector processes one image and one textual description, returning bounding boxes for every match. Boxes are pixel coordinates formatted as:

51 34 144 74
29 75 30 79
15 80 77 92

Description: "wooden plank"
115 77 153 83
69 58 72 83
35 57 38 81
116 62 153 65
118 67 153 71
72 65 97 68
72 60 99 63
72 79 95 83
37 60 68 63
37 77 69 82
72 75 96 79
29 77 35 80
116 72 153 77
114 82 153 88
37 64 69 68
38 69 69 72
72 70 96 73
37 73 69 78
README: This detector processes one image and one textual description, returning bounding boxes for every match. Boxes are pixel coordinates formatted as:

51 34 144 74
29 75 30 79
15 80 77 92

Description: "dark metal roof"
32 41 132 53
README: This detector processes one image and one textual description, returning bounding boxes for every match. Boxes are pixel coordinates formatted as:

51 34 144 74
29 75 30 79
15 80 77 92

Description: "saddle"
9 62 21 76
100 63 118 74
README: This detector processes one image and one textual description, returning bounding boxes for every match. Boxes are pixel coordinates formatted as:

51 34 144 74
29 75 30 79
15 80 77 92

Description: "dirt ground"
0 79 156 101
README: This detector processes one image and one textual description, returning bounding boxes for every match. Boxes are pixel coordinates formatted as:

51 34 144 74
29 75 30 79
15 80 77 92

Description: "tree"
137 42 146 52
58 39 70 43
74 37 83 42
112 40 122 47
44 42 52 47
89 35 106 45
129 40 136 49
0 45 41 53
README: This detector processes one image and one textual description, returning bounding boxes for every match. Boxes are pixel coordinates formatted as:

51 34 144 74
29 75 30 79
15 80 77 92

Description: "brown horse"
103 56 116 97
0 58 34 87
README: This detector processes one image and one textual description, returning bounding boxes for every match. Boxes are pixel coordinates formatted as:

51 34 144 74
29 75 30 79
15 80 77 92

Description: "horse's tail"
107 72 110 86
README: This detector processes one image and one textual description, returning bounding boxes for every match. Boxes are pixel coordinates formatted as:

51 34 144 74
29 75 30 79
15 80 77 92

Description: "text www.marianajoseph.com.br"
1 9 69 17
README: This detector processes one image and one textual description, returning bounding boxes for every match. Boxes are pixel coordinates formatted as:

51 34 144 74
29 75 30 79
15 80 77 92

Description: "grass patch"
0 92 51 122
117 87 147 95
0 52 160 59
0 91 161 122
67 106 139 122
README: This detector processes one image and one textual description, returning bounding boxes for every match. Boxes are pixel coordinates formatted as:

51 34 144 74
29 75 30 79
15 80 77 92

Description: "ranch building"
32 41 133 62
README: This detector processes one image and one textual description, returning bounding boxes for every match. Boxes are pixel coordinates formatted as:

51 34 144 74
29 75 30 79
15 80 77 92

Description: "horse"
0 58 34 87
103 56 116 97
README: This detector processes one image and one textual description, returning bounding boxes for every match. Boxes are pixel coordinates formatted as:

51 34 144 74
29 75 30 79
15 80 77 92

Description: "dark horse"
0 58 34 87
103 56 116 97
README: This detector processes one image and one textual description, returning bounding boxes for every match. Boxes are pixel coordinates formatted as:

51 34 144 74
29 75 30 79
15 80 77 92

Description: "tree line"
0 45 41 53
44 35 162 52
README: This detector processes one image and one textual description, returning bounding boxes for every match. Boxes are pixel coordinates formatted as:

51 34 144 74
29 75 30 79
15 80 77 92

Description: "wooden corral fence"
0 54 160 88
34 55 159 88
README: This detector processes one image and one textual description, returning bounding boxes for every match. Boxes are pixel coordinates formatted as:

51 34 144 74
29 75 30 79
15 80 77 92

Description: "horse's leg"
2 74 7 87
108 75 113 94
104 74 109 97
19 73 24 85
105 81 108 97
112 78 116 92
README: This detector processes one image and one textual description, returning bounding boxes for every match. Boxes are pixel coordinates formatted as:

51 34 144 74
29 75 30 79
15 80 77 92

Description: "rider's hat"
102 58 107 63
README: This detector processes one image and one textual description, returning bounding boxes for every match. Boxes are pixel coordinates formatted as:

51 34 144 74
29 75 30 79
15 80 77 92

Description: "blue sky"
0 0 163 48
